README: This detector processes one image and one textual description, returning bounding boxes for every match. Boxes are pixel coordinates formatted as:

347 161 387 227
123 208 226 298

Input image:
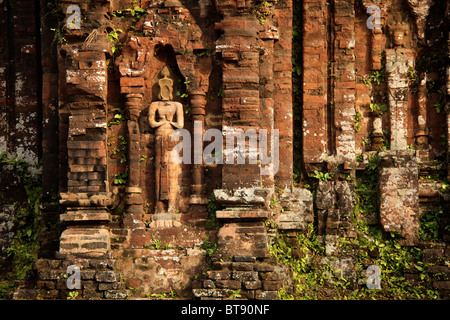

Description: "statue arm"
171 102 184 129
148 103 166 128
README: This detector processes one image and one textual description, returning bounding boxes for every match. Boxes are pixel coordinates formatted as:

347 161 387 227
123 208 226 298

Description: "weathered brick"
95 270 118 283
232 271 259 282
202 280 216 289
255 290 278 300
262 280 282 291
254 263 274 272
233 256 256 263
231 262 254 271
423 249 444 264
104 290 130 299
80 270 96 280
206 270 231 280
192 288 233 298
243 280 262 290
433 281 450 290
215 280 242 290
98 282 125 291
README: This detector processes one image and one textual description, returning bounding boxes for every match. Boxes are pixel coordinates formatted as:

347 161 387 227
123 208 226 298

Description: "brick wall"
1 0 449 300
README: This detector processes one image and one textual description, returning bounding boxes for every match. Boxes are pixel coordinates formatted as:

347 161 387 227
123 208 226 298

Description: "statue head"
158 66 173 101
389 15 409 47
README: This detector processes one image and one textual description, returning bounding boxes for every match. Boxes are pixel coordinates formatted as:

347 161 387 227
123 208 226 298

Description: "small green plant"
1 153 43 281
418 208 443 242
151 235 163 249
201 237 217 259
146 290 177 299
108 108 126 127
310 170 334 182
361 137 368 147
50 26 68 46
228 289 242 299
206 192 221 228
107 28 123 54
369 68 385 85
360 76 372 88
113 172 128 185
270 195 278 209
253 0 277 25
354 111 362 133
407 68 418 83
107 134 116 146
198 43 213 57
67 291 79 300
433 98 444 114
118 135 128 163
369 103 388 115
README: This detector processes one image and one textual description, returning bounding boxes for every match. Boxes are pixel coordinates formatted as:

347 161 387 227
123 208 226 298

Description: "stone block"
60 210 111 222
233 256 256 263
254 263 274 272
203 280 216 289
192 289 233 298
98 282 125 291
423 249 444 264
432 281 450 290
206 270 231 280
243 280 261 290
232 271 259 282
262 280 282 291
80 270 96 280
231 262 254 271
255 290 278 300
217 222 270 259
104 290 130 299
95 270 119 283
216 209 269 220
379 151 419 245
83 287 104 299
214 188 273 207
59 228 110 258
215 280 242 290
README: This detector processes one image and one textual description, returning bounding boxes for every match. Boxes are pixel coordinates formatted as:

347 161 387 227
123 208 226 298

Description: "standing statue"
148 66 184 214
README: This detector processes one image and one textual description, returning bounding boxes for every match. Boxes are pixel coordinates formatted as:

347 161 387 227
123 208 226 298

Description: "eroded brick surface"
1 0 449 300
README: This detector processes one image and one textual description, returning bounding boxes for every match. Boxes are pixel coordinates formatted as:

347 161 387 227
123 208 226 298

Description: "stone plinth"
214 188 273 208
379 150 419 245
58 193 114 259
59 228 110 258
274 188 314 231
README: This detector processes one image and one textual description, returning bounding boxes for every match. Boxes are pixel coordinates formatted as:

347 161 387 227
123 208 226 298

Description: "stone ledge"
60 192 116 208
60 211 111 222
214 188 273 207
216 209 269 220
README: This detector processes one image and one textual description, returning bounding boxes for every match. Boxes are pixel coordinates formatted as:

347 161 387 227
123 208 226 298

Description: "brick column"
57 0 113 259
447 1 450 180
333 0 356 165
58 47 112 258
216 15 263 189
273 0 293 189
385 48 414 150
120 77 146 219
189 91 208 205
302 0 329 165
379 150 419 245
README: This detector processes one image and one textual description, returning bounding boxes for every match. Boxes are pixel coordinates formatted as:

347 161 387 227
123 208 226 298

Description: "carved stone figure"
388 16 409 48
407 0 434 44
148 66 184 215
116 36 150 78
415 73 429 150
